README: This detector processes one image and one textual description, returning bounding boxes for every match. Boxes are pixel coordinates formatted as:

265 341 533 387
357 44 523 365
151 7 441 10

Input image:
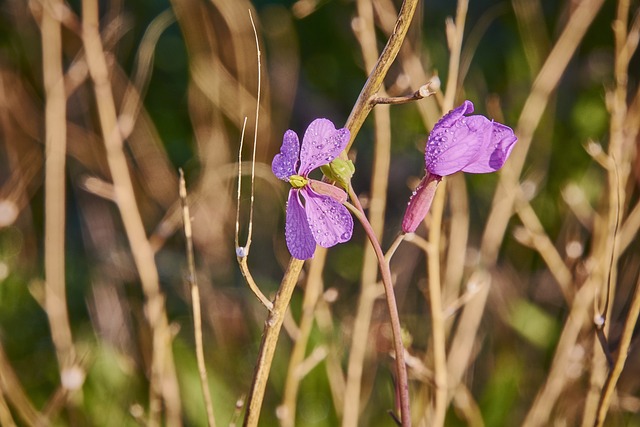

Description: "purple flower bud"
402 173 441 233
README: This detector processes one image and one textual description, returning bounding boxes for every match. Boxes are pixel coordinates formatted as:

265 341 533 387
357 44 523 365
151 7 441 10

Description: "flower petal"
426 114 492 176
272 130 300 181
302 188 353 249
285 190 316 259
461 122 518 173
436 100 474 128
299 119 350 175
309 179 348 203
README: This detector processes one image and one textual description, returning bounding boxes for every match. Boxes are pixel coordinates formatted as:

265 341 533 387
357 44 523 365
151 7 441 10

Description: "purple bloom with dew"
402 100 518 233
272 118 354 260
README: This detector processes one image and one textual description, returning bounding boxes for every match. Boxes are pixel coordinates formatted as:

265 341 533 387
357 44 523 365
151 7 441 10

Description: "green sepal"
320 158 355 190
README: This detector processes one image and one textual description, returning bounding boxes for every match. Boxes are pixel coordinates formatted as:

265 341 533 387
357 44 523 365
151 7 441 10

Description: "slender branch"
235 117 273 310
248 10 260 248
371 83 435 105
594 274 640 426
385 233 406 263
81 1 181 423
341 1 421 425
119 9 176 139
41 0 76 380
477 3 604 425
345 189 411 427
234 12 273 310
442 0 468 111
343 0 394 423
237 257 274 311
592 159 622 368
420 1 468 422
280 248 328 427
179 170 216 427
425 184 447 427
0 343 46 426
235 117 248 253
583 0 633 422
0 389 16 427
482 0 605 265
514 193 574 304
243 258 304 427
344 0 420 151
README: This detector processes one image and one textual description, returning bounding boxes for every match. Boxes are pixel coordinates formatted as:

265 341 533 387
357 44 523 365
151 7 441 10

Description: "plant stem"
344 0 420 152
179 171 216 427
244 0 420 423
280 248 328 427
594 274 640 426
243 258 304 427
82 1 181 423
343 0 394 423
371 84 434 105
426 185 447 427
42 0 76 381
346 189 411 427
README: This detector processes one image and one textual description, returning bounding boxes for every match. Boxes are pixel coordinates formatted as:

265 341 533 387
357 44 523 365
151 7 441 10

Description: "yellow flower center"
289 174 308 189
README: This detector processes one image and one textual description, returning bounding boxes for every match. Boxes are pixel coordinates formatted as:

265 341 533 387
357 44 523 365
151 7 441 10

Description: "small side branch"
235 11 272 311
370 83 435 106
234 117 273 311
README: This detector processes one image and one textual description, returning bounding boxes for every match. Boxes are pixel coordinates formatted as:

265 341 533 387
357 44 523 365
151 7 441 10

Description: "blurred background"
0 0 639 425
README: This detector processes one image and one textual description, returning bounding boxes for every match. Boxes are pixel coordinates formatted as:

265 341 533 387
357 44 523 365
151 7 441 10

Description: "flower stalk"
345 187 411 427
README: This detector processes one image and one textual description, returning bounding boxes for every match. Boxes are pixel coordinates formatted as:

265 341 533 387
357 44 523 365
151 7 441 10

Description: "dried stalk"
280 248 328 427
179 171 216 427
594 273 640 426
422 1 468 425
81 0 181 423
425 184 447 427
0 344 45 426
477 3 605 425
41 0 76 380
235 117 272 310
344 0 420 151
583 0 634 422
243 258 304 427
235 12 273 310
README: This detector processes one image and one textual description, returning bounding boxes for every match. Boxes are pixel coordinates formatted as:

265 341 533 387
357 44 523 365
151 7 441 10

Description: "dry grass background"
0 0 639 426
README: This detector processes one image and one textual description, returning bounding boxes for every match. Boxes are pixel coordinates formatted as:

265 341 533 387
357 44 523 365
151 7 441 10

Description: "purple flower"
272 119 354 260
425 100 517 176
402 100 518 233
